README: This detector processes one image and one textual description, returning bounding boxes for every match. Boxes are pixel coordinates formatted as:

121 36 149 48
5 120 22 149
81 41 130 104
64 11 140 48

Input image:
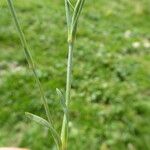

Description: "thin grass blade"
71 0 85 38
65 0 72 38
56 88 68 116
68 0 74 10
25 112 61 148
7 0 53 126
26 112 50 128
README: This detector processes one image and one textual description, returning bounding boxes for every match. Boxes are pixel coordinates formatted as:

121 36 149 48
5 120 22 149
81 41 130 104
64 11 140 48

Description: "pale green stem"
61 42 74 150
7 0 53 126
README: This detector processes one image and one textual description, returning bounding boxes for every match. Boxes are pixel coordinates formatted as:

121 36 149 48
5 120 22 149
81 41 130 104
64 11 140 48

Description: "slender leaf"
65 0 72 36
26 112 50 128
25 112 61 148
71 0 85 38
56 88 68 115
68 0 74 10
7 0 53 125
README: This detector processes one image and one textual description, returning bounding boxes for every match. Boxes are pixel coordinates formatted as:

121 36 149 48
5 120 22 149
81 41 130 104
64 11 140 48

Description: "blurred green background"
0 0 150 150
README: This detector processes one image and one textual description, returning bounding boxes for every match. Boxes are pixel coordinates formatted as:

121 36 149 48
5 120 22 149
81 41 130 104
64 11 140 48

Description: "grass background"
0 0 150 149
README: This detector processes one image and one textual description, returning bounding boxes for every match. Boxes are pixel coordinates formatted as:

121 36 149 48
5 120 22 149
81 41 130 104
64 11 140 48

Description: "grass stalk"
61 1 85 149
61 42 73 150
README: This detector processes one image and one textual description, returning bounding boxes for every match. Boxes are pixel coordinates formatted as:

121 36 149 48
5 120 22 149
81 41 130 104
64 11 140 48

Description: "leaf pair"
65 0 85 42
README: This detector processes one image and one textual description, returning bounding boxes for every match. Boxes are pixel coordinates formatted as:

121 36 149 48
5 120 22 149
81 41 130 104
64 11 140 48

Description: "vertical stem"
66 43 74 107
61 42 74 150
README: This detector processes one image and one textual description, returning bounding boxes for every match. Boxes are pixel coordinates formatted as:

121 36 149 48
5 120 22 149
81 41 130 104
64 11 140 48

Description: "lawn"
0 0 150 150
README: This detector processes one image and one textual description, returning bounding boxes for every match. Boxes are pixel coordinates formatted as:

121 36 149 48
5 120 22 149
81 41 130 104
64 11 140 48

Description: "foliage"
0 0 150 150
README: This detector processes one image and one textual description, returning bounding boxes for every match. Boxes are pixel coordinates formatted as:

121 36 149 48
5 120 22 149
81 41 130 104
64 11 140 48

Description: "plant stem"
61 42 74 150
66 43 74 107
7 0 53 125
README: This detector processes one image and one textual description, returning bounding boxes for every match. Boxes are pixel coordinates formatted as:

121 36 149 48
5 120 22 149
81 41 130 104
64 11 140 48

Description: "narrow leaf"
65 0 72 34
68 0 74 10
7 0 53 125
56 88 68 115
25 112 50 128
71 0 85 38
25 112 61 147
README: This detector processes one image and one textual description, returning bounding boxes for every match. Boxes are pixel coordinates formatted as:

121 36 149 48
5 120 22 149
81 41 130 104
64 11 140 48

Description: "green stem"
7 0 53 126
66 43 74 107
61 42 74 150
